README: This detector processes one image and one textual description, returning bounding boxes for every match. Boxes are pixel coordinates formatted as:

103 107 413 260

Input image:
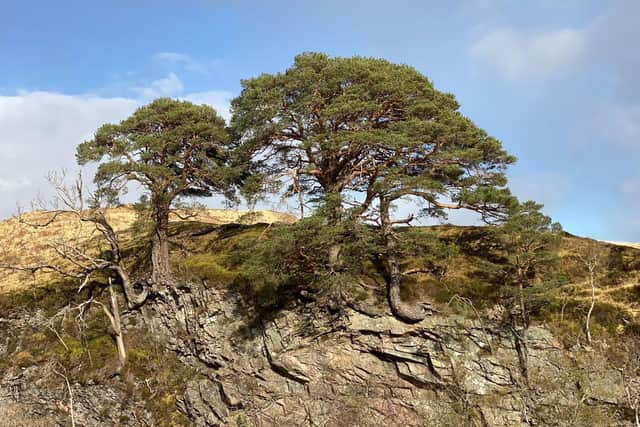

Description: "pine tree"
77 98 234 285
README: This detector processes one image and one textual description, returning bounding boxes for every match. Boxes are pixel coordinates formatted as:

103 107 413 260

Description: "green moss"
178 253 237 286
53 335 86 363
0 280 80 317
87 335 117 361
120 331 196 426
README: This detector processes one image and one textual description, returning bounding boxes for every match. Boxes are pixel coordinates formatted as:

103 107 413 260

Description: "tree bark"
115 266 149 309
379 196 428 323
53 367 75 427
109 283 126 368
102 279 126 369
151 202 172 285
90 210 149 308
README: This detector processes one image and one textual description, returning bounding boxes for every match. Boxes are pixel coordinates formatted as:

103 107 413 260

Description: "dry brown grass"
604 241 640 250
0 206 295 294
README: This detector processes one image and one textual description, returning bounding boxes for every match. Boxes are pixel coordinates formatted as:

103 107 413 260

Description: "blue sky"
1 0 639 241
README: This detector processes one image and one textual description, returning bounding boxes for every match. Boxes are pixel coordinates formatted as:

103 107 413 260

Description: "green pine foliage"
497 200 563 289
230 212 380 310
76 98 234 200
231 52 516 220
230 52 519 320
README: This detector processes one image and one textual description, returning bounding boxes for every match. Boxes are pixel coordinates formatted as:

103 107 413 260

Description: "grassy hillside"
165 221 640 339
1 208 639 339
0 206 295 294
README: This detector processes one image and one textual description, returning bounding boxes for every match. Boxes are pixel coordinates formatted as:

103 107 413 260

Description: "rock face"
143 283 637 426
1 281 638 426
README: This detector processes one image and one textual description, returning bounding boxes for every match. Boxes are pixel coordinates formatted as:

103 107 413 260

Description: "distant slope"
604 241 640 250
0 206 296 293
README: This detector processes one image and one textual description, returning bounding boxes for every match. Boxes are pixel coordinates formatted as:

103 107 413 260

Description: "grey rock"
2 281 638 426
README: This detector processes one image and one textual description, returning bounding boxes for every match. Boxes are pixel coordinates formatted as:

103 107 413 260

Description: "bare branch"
52 364 76 427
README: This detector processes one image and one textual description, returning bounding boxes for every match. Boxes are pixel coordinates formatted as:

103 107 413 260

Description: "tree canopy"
231 52 515 222
499 200 562 285
70 53 524 323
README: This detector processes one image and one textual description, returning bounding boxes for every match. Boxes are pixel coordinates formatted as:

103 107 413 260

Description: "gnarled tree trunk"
379 196 428 323
115 265 149 309
89 210 149 308
100 279 127 369
151 202 172 285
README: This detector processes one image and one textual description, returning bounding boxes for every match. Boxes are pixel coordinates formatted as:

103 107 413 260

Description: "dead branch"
448 294 494 354
52 364 76 427
402 267 434 276
1 170 146 368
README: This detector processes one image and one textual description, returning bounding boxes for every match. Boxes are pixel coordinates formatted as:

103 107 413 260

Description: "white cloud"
183 90 233 121
0 177 31 193
0 91 138 218
134 72 184 99
469 28 587 80
153 52 215 74
0 83 236 219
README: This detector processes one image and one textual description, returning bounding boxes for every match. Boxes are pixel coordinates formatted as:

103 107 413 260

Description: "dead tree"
0 171 147 368
576 242 604 346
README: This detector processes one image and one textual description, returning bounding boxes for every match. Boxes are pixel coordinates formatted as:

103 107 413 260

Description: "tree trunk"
115 265 148 309
92 211 149 308
151 202 172 285
326 190 344 273
104 279 126 369
586 265 595 345
379 196 427 323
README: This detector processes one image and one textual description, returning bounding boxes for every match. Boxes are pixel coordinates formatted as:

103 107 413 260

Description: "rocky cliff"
1 219 639 426
1 279 638 426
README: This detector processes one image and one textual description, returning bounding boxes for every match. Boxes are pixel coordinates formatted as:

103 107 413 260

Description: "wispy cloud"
184 90 233 121
153 51 218 74
133 72 184 99
469 28 587 80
